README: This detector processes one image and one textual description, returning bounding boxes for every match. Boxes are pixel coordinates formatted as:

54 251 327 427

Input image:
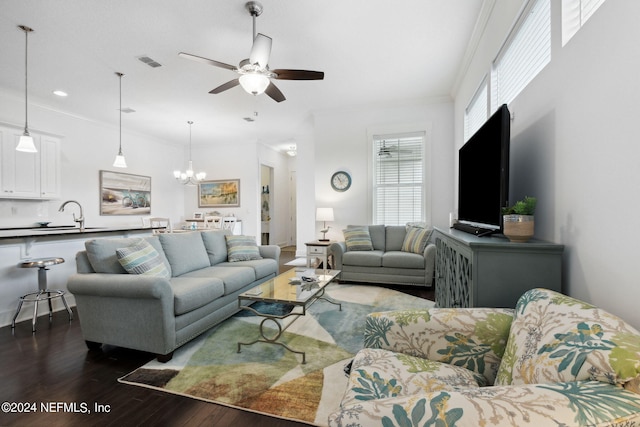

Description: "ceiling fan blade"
272 69 324 80
249 33 272 68
265 81 286 103
209 79 240 94
178 52 237 71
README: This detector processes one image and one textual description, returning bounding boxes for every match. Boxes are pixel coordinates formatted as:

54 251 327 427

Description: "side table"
305 240 333 268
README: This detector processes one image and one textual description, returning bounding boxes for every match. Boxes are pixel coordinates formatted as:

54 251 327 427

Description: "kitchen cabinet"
0 125 61 199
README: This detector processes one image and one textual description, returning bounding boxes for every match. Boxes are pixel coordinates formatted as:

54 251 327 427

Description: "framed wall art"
198 179 240 208
100 170 151 215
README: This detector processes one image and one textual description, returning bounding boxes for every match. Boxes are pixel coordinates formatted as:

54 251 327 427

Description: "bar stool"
12 257 73 332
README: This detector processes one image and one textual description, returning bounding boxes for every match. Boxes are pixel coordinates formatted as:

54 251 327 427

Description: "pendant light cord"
117 72 123 155
20 26 33 136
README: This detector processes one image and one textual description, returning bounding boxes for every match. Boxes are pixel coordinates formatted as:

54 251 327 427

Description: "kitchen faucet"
58 200 85 231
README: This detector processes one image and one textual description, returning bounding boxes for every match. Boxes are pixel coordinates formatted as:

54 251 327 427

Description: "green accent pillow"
343 226 373 251
225 235 263 262
401 226 432 254
116 240 170 278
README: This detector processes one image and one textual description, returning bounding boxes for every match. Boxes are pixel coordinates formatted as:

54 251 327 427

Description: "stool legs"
12 266 73 333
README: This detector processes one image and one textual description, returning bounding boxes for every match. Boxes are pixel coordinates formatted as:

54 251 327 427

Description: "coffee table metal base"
237 287 341 364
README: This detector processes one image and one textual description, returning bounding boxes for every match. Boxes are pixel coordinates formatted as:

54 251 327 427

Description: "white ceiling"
0 0 484 152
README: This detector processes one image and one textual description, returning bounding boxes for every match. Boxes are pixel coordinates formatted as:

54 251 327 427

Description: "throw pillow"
343 226 373 251
225 235 263 262
401 226 432 254
116 240 170 278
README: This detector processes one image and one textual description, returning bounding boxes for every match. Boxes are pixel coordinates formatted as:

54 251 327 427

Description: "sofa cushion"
225 235 263 262
343 250 384 267
367 225 386 251
218 258 277 280
385 226 407 251
495 288 640 387
401 226 433 254
169 277 225 315
343 226 374 251
341 348 484 408
159 232 210 276
382 251 425 269
116 240 170 278
180 265 256 295
201 229 232 265
84 236 171 275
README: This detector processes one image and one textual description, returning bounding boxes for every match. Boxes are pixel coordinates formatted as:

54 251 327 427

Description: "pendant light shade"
16 25 37 153
113 72 127 168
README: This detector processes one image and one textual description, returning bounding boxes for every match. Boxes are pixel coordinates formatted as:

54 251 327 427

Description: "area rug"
119 284 434 426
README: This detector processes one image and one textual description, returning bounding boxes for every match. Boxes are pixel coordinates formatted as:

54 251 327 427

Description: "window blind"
562 0 607 46
492 0 551 108
373 132 425 225
464 80 489 142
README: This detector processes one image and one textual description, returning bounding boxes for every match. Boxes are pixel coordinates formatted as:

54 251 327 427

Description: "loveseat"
67 229 280 362
329 225 435 287
329 288 640 426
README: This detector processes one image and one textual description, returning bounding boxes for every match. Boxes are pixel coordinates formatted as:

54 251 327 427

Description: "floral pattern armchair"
328 288 640 426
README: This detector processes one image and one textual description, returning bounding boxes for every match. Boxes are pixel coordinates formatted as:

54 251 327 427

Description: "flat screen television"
454 104 510 236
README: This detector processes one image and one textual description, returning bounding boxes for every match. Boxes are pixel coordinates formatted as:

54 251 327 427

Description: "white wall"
453 1 640 329
310 99 455 243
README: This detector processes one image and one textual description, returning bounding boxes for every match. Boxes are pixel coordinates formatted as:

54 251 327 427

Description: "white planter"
503 214 534 243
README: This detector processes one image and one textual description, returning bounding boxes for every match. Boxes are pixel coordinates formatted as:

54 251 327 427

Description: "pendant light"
16 25 37 153
173 121 206 185
112 72 127 168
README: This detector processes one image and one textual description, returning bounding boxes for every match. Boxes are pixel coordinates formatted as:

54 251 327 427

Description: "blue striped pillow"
343 226 373 251
401 226 432 254
116 240 170 278
225 235 263 262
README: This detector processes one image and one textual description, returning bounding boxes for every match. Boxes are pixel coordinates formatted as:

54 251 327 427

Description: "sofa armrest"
67 273 176 355
67 273 173 299
258 245 281 263
329 381 640 427
423 243 435 285
365 307 514 384
329 242 347 269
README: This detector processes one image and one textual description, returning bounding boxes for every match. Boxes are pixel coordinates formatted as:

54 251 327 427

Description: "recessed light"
52 90 68 97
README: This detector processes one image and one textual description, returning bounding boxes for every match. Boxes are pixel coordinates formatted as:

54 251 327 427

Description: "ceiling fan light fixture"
239 73 269 95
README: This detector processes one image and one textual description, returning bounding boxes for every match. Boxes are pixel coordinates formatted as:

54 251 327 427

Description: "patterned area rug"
119 284 434 426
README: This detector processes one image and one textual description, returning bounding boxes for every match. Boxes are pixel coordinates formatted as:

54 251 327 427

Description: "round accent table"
12 257 74 332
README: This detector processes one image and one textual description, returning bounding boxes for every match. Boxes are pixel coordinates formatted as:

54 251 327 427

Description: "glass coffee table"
237 268 341 364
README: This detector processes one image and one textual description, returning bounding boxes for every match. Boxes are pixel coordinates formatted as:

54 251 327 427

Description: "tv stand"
452 222 495 237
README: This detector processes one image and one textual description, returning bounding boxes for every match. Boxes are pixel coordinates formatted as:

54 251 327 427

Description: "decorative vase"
503 214 534 243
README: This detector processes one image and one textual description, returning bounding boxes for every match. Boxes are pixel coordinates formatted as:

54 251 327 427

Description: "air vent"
243 117 255 122
120 107 136 114
137 56 162 68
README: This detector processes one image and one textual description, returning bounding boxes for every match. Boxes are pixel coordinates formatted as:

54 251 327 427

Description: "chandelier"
173 121 206 185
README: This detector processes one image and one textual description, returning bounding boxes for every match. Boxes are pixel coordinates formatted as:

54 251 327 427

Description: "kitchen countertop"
0 226 154 240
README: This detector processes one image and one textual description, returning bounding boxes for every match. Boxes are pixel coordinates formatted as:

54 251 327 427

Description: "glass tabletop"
239 268 341 305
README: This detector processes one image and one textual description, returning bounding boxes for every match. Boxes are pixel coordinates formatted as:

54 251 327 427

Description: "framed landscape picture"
198 179 240 208
100 170 151 215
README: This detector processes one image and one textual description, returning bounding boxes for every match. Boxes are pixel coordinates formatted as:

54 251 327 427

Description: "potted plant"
502 196 537 243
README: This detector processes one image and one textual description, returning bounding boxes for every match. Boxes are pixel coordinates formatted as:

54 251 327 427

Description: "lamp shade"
316 208 334 222
239 73 270 95
16 134 37 153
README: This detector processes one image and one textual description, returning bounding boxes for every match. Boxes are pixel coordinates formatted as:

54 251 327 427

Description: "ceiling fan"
178 1 324 103
378 140 413 157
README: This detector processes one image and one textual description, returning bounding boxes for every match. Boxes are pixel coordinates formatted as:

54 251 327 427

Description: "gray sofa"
329 225 435 287
67 229 280 362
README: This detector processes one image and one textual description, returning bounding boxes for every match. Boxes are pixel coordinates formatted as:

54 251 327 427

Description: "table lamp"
316 208 334 241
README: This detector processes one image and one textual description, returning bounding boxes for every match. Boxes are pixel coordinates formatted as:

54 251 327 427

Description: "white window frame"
491 0 551 110
367 125 431 226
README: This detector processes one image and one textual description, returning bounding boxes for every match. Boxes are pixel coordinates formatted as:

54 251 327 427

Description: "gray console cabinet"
433 226 563 308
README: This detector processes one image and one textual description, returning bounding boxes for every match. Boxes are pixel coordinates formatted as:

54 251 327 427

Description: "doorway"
260 165 273 245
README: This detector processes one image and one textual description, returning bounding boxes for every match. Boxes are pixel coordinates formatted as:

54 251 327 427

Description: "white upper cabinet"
0 125 61 199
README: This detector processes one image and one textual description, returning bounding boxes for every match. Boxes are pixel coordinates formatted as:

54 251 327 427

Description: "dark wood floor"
0 249 433 427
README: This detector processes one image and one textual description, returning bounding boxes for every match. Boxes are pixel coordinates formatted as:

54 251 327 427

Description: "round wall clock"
331 171 352 192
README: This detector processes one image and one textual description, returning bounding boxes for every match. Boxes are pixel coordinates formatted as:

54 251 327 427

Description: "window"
562 0 607 46
372 132 425 225
464 79 489 141
491 0 551 108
